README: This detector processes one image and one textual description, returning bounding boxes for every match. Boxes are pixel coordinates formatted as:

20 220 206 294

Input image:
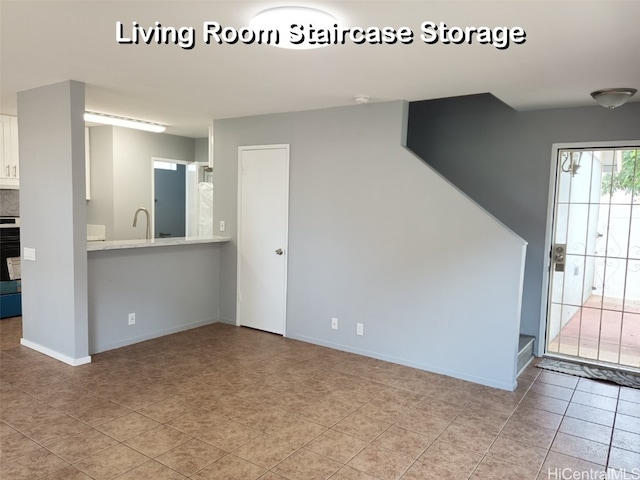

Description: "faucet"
132 207 151 240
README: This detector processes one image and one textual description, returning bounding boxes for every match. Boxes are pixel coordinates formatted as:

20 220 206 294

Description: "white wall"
550 151 603 338
214 101 527 390
583 154 602 305
593 190 640 302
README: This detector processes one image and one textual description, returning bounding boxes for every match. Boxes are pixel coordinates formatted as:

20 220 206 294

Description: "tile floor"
1 317 639 480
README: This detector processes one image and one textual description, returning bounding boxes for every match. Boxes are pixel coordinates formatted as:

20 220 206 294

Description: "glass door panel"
546 148 640 370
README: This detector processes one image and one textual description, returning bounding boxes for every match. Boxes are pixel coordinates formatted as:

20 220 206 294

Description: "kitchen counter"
87 235 231 251
87 236 227 353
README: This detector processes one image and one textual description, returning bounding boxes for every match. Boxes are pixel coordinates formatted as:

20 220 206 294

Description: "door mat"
537 358 640 389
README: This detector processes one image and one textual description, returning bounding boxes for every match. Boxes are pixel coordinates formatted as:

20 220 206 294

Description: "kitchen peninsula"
87 235 231 355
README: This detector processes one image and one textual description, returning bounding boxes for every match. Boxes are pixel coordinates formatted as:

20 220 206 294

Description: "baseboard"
90 318 218 354
20 338 92 366
287 333 517 391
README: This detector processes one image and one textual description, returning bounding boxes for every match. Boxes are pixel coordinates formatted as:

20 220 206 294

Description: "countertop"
87 235 231 252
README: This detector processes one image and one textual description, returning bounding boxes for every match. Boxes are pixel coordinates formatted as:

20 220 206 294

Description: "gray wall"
86 126 195 240
86 126 114 236
214 101 527 390
407 95 640 351
195 137 208 163
87 243 222 353
17 80 89 363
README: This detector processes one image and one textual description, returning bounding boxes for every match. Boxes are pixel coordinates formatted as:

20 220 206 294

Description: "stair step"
517 334 535 376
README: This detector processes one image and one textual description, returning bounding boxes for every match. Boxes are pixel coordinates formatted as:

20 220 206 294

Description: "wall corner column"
17 80 90 365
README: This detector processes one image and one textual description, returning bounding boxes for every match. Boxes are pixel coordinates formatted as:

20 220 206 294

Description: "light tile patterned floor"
1 317 639 479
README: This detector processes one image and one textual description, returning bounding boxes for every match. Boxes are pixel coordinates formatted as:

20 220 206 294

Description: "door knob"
553 244 566 272
275 248 284 255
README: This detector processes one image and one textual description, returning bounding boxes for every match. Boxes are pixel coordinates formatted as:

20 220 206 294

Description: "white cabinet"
0 118 91 195
0 115 19 189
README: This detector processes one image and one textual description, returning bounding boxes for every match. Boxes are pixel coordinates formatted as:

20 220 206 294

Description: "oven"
0 217 21 318
0 217 20 281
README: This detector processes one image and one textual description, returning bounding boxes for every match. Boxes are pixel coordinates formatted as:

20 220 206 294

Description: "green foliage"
602 150 640 196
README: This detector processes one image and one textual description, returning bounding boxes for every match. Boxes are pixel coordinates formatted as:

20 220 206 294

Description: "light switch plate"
219 220 226 232
24 247 36 261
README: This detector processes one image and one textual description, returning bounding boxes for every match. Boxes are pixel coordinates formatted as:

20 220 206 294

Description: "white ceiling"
1 0 639 138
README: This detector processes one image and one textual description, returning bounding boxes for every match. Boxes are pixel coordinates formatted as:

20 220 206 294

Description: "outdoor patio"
548 295 640 368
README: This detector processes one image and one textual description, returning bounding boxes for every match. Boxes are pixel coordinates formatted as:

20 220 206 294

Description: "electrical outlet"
23 247 36 261
219 220 226 232
331 317 338 330
128 313 136 325
356 323 364 336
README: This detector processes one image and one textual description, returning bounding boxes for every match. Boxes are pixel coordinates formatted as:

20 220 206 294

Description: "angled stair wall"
214 100 527 390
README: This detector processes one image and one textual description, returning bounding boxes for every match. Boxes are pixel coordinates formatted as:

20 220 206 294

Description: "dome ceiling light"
590 88 637 109
250 6 337 50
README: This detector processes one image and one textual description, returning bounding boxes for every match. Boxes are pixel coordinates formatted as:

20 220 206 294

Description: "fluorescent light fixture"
84 112 166 133
590 88 637 109
250 6 337 50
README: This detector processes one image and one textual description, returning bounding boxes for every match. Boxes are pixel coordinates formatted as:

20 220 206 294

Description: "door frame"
236 144 290 336
540 140 640 357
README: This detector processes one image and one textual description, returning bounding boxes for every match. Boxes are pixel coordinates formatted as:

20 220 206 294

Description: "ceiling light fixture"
83 112 166 133
590 88 637 109
250 6 337 50
354 95 370 104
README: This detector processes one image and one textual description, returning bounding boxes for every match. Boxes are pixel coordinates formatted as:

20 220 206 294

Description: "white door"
237 145 289 335
546 146 640 369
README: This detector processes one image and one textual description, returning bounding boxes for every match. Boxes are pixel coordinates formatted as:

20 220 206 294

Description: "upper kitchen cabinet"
0 117 91 197
0 115 19 189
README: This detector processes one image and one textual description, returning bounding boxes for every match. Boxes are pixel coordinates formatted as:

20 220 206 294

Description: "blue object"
0 280 21 318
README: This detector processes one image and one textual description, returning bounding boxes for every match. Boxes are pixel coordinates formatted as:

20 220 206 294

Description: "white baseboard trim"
287 333 517 392
90 318 217 354
20 338 92 366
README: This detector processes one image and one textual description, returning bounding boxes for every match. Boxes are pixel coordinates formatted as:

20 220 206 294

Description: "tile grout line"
465 367 544 479
604 388 621 476
2 322 637 480
535 374 580 480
